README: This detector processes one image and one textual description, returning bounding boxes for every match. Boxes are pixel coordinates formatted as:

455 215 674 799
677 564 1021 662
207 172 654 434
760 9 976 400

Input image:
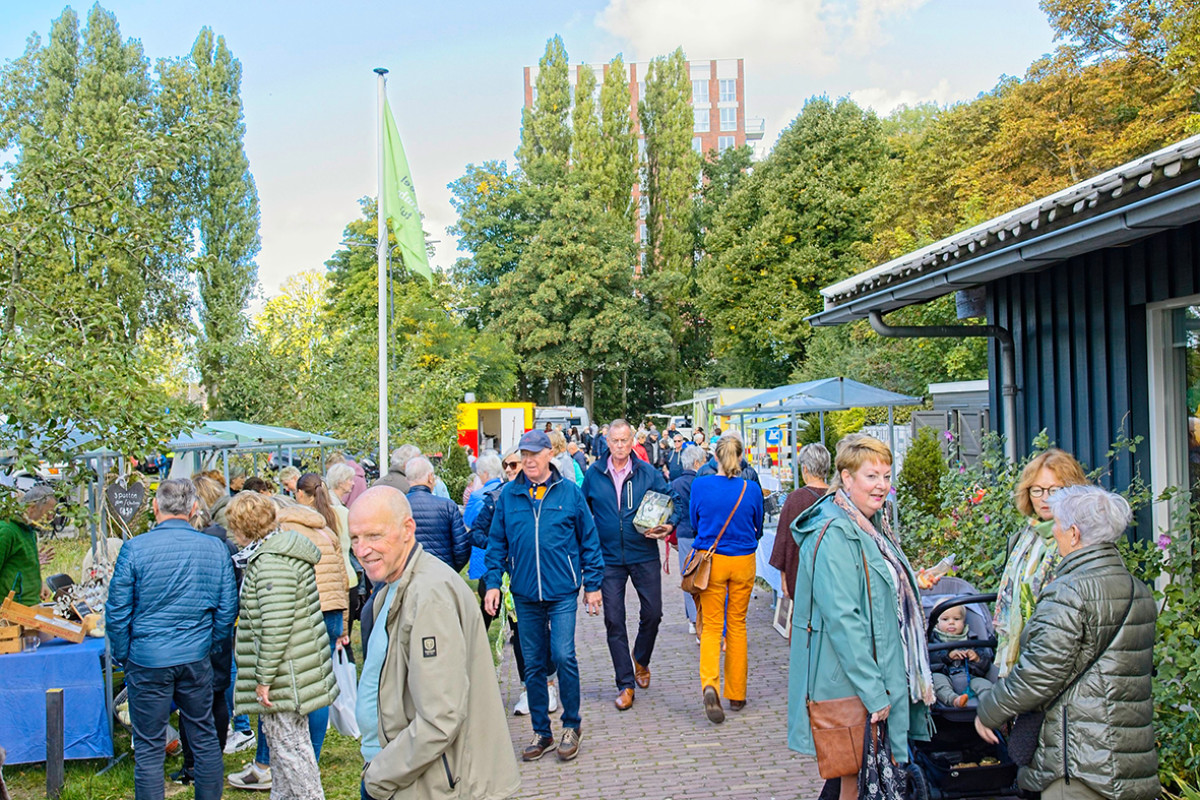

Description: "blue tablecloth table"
0 637 112 764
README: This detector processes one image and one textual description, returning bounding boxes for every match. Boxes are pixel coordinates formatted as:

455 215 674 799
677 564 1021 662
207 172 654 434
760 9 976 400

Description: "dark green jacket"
0 519 40 605
977 544 1159 799
786 495 931 764
234 529 337 716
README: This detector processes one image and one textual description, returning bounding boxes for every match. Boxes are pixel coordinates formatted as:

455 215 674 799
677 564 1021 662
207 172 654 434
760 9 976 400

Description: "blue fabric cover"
105 519 237 669
405 485 469 572
464 478 503 580
2 638 112 764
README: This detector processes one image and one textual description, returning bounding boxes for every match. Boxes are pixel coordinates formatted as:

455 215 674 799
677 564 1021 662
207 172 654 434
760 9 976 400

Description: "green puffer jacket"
977 544 1158 799
233 529 338 717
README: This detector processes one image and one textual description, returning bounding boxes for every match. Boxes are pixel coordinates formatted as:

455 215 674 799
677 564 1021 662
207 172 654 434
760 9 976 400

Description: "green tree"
0 5 206 518
160 28 261 415
596 55 637 220
897 427 948 522
699 97 887 387
518 35 571 191
572 64 602 194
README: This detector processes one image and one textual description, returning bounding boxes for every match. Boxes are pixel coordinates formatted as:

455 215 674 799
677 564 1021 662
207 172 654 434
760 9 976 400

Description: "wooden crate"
0 622 21 640
0 592 84 643
0 638 20 655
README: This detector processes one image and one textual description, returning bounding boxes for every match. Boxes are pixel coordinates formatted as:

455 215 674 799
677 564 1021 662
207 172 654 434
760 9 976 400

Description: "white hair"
681 446 708 471
155 479 197 517
475 453 503 481
391 444 421 470
325 463 355 492
799 443 831 480
405 456 435 486
1047 485 1132 546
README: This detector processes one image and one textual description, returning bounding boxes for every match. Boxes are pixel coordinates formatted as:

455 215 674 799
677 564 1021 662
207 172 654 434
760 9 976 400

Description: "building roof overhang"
809 134 1200 327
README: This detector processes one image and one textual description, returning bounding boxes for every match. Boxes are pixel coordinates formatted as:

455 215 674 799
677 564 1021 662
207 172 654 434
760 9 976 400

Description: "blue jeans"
125 658 222 800
228 660 251 734
254 611 342 766
513 594 581 738
677 537 697 623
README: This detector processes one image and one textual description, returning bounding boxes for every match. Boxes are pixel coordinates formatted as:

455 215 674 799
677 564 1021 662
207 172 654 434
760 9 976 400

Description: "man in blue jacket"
404 456 470 572
106 479 237 800
581 419 679 711
484 431 603 763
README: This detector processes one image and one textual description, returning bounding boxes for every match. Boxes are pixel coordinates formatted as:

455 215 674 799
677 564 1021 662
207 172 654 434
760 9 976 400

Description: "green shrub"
440 442 472 501
896 427 948 522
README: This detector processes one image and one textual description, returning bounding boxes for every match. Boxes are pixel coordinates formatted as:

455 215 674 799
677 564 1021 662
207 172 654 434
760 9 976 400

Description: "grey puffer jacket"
977 544 1158 799
233 529 338 717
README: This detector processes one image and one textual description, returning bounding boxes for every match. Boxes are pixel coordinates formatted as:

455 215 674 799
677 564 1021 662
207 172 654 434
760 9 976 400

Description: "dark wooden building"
811 135 1200 538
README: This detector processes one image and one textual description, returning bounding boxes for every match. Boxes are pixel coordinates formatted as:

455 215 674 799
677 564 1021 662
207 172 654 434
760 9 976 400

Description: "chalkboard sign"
105 482 146 526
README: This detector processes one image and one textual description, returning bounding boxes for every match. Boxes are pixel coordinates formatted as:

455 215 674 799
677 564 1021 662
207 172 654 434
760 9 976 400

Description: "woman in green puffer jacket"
226 492 337 799
976 485 1158 800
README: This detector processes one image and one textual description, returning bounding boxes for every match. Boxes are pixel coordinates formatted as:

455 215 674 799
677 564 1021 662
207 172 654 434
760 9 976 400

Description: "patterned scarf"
232 528 280 570
993 519 1059 677
833 490 936 705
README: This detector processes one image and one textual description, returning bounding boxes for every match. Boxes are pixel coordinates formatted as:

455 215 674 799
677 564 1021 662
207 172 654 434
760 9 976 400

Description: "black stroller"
905 577 1022 800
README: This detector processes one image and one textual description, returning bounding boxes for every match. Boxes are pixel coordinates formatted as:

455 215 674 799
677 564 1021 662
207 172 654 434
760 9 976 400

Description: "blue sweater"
689 475 764 557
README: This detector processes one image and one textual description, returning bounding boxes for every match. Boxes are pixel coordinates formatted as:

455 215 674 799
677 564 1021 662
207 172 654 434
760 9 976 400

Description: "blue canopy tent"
197 422 346 487
713 378 922 497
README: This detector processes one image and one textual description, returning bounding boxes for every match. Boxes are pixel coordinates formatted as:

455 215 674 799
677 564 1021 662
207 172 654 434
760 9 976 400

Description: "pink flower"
1157 534 1172 551
944 431 955 442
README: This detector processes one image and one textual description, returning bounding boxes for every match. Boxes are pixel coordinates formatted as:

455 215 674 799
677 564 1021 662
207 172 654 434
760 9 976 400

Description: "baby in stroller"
930 605 994 707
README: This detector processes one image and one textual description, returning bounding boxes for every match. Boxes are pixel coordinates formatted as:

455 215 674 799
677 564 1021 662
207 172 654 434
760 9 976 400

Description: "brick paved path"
496 561 826 800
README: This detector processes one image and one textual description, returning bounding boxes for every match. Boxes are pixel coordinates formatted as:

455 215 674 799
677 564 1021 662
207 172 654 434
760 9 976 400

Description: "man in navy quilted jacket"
404 456 469 573
106 479 237 800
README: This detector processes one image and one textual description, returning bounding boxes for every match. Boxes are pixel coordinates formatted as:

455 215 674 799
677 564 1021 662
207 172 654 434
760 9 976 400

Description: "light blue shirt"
433 477 451 500
358 581 400 762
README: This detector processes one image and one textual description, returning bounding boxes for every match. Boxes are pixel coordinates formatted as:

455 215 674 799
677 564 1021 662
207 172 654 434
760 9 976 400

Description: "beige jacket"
276 505 349 631
364 545 519 800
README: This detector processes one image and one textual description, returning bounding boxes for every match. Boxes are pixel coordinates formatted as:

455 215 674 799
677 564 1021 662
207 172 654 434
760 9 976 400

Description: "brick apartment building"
523 57 766 247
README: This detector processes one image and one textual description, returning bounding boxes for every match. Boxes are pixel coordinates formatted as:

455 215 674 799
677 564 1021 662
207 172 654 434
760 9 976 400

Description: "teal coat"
787 495 931 764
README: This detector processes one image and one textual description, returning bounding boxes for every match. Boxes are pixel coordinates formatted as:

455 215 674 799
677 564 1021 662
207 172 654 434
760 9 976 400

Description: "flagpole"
374 67 389 473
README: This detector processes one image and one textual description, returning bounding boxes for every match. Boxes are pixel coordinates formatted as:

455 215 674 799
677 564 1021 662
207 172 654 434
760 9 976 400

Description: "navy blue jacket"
406 484 469 573
581 456 681 567
698 456 761 485
669 469 699 539
486 466 604 603
106 519 237 669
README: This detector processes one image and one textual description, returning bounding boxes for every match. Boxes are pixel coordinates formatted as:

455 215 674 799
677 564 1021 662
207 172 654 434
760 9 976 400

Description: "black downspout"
868 310 1018 461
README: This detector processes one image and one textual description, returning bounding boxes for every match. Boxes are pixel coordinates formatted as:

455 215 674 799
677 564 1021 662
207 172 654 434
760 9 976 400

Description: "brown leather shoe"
614 688 635 710
729 699 746 711
633 660 651 689
522 734 556 761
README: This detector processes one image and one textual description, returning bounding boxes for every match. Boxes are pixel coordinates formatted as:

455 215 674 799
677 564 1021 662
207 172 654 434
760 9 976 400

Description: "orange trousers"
697 552 756 701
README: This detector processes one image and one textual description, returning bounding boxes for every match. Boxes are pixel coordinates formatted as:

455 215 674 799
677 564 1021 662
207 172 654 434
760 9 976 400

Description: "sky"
0 0 1059 305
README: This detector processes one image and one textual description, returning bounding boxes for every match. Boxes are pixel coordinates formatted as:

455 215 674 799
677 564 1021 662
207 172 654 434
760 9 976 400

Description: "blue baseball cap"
517 430 552 453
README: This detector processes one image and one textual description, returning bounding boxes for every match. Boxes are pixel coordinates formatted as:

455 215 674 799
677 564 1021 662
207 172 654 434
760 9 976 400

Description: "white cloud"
849 77 956 115
595 0 837 72
847 0 933 50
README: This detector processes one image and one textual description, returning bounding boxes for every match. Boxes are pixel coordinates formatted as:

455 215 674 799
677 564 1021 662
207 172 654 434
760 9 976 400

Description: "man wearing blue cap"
484 430 604 763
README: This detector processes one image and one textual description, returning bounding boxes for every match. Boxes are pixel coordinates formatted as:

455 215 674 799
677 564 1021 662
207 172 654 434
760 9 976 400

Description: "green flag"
381 97 432 282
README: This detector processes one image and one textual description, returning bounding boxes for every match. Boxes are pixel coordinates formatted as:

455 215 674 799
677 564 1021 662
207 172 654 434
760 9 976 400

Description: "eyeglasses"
1028 485 1063 498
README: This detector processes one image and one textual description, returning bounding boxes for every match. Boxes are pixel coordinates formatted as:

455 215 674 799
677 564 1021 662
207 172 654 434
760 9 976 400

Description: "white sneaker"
513 689 530 716
224 729 256 754
687 622 696 635
227 762 271 791
547 682 559 714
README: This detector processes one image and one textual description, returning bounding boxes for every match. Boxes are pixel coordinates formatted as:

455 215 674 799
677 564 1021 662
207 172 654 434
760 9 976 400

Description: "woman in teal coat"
787 435 933 800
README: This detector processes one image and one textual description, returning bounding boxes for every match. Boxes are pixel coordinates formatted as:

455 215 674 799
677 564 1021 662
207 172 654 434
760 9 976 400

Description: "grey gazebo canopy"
714 377 922 490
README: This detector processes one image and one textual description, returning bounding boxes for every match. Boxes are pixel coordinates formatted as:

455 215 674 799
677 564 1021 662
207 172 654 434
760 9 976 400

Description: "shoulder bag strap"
806 522 876 702
704 479 747 557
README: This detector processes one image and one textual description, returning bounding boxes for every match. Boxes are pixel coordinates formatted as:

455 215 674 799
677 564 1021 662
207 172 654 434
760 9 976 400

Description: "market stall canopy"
0 425 236 464
746 416 809 431
197 421 344 452
714 377 921 416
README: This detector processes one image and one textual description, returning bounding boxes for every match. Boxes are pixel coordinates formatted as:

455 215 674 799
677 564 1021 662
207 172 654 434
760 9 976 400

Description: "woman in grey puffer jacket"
975 485 1158 800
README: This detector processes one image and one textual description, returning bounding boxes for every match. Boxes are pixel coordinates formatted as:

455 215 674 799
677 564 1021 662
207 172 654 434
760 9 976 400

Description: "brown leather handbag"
804 522 876 780
680 481 747 596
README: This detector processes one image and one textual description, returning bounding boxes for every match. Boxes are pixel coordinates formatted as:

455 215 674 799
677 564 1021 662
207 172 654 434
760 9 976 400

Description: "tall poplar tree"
160 28 261 415
518 35 571 192
597 55 637 220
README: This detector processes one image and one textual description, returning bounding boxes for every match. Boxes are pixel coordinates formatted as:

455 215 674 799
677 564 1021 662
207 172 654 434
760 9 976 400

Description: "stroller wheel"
905 762 931 800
